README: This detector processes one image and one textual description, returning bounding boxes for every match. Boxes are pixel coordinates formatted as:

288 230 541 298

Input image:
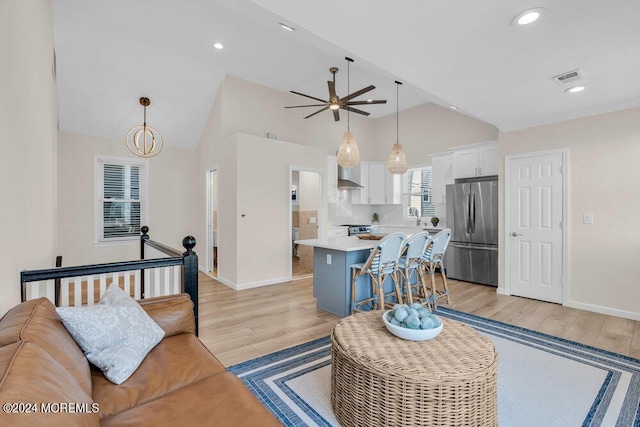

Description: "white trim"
289 165 324 281
214 275 292 291
205 166 219 274
448 140 498 151
93 155 149 245
565 300 640 322
503 148 569 305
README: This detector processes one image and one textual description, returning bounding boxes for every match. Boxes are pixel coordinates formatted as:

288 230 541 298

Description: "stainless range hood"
337 165 364 189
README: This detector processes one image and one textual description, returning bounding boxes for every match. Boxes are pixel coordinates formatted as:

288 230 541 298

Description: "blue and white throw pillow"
57 283 164 385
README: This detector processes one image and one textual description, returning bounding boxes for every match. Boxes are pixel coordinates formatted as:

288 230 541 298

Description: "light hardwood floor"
197 272 640 367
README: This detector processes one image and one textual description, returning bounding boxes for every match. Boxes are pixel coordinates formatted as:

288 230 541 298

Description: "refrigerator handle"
465 192 471 234
471 191 476 233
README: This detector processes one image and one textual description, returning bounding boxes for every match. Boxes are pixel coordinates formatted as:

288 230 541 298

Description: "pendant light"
387 80 407 174
125 97 163 158
336 57 360 168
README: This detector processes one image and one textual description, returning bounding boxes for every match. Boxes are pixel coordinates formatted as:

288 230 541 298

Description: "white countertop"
295 236 379 252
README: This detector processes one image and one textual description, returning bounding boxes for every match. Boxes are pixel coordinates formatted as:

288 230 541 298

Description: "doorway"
206 169 219 276
290 167 323 279
504 149 568 303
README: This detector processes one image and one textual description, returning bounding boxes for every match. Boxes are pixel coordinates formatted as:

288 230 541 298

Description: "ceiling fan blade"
304 106 330 119
285 104 328 108
290 91 327 103
341 85 375 102
341 105 371 116
345 100 387 106
327 81 338 103
332 108 340 121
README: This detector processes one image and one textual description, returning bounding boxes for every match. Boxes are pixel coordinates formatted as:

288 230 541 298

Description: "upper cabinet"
431 153 453 205
352 161 402 205
353 162 370 205
452 141 498 179
368 163 387 204
327 155 338 204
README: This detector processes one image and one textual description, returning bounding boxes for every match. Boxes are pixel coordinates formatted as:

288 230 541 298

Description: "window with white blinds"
94 156 148 242
404 166 435 219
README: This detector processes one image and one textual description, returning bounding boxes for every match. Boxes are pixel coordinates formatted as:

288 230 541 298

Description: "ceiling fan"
285 57 387 121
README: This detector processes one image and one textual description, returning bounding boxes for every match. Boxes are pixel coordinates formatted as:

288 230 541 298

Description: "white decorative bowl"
382 311 443 341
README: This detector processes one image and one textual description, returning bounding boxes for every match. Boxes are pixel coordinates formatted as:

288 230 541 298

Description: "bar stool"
350 232 405 314
397 231 431 306
422 228 452 310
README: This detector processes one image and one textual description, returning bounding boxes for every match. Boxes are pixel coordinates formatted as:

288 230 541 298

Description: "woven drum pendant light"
336 57 360 168
387 81 407 174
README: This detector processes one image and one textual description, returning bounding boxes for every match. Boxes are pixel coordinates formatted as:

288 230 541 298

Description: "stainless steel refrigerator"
444 179 498 286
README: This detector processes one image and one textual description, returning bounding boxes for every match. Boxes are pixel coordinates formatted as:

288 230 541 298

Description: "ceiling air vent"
551 69 585 86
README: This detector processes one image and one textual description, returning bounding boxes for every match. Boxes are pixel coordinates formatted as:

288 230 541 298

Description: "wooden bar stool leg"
393 271 404 306
350 268 358 314
375 274 385 311
429 262 439 310
403 268 413 305
439 261 450 304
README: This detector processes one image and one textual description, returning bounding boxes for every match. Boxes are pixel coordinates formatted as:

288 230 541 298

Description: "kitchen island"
295 236 380 317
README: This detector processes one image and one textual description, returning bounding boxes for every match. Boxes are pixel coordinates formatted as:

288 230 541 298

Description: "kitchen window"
404 166 435 219
94 156 148 243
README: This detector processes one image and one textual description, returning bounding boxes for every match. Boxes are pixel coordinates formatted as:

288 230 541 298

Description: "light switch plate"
583 213 594 224
326 254 332 264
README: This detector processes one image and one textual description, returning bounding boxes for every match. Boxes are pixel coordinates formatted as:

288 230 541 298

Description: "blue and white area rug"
229 307 640 427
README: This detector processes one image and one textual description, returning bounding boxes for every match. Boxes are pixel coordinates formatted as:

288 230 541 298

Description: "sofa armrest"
137 294 195 337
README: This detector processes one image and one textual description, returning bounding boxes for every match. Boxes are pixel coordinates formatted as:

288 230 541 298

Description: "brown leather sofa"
0 294 282 426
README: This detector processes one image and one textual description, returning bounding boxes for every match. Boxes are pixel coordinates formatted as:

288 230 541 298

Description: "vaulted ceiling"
52 0 640 149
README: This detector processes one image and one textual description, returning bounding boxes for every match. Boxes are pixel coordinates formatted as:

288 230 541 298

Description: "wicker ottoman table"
331 311 498 427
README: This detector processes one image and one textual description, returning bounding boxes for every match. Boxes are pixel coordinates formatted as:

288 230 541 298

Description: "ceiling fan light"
329 103 340 110
387 143 407 174
337 130 360 168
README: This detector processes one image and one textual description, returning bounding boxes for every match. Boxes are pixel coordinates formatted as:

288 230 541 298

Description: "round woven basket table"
331 311 498 427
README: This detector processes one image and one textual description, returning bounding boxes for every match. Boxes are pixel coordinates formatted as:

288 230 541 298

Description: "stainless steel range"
341 224 371 236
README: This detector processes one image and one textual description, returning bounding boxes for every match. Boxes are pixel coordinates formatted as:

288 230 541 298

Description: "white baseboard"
564 299 640 321
496 287 508 295
213 275 291 291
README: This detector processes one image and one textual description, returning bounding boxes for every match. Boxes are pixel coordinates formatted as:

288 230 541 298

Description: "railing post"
140 226 149 298
182 236 198 336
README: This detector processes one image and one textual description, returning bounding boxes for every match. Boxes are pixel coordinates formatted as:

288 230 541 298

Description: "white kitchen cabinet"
327 155 338 204
369 162 402 205
327 226 349 237
431 153 453 205
368 163 387 204
385 169 402 204
452 142 498 178
351 161 369 205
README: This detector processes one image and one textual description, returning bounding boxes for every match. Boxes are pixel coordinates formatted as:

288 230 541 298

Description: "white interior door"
508 152 564 303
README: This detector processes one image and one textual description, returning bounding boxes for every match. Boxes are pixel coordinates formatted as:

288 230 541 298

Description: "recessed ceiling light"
279 23 295 32
565 86 585 93
512 7 545 26
449 105 459 110
213 42 224 50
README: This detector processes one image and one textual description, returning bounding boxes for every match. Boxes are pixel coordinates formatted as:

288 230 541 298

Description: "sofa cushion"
57 284 165 385
0 341 99 426
92 333 226 418
0 298 92 395
138 293 195 337
100 372 282 427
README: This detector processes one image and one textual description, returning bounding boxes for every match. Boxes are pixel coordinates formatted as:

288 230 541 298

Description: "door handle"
511 232 523 237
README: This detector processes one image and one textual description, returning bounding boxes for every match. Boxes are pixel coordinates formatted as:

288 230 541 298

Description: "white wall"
372 103 499 165
57 131 198 266
299 171 320 211
220 75 376 158
217 134 325 289
499 107 640 319
0 0 57 315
